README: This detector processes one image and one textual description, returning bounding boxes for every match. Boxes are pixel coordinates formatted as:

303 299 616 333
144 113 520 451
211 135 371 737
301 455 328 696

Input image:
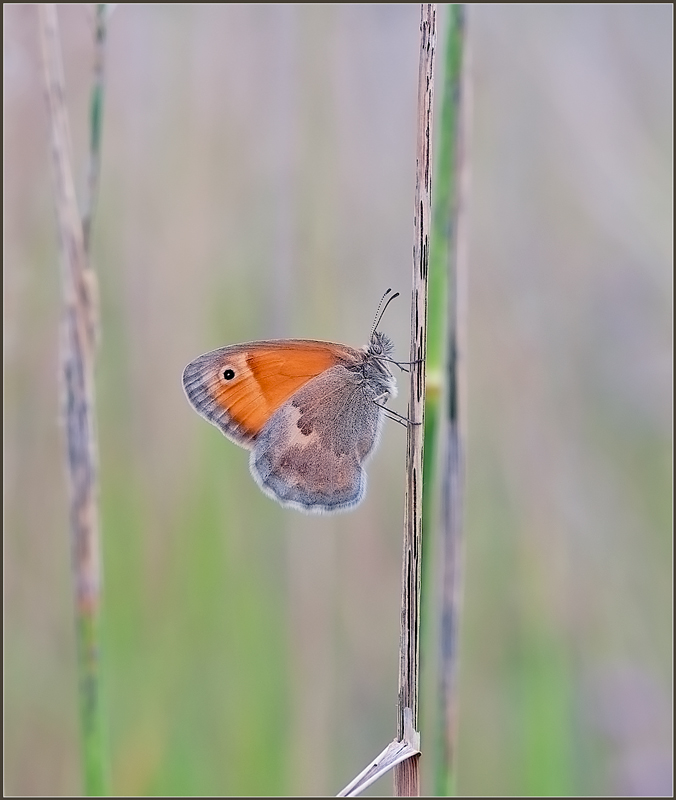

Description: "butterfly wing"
182 340 360 448
250 364 385 513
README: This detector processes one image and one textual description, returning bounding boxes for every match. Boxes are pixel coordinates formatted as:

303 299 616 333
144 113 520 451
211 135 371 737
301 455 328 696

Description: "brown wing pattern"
182 340 360 446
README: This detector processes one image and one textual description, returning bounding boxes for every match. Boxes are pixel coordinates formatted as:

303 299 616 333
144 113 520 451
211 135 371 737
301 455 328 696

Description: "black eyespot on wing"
223 368 235 380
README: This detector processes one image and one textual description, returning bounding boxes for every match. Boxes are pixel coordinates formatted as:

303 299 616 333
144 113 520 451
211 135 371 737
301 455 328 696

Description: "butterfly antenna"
371 288 400 338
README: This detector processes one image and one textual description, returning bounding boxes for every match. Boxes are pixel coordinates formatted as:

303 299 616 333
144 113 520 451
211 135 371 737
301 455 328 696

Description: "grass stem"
432 6 468 795
394 5 437 796
39 5 108 794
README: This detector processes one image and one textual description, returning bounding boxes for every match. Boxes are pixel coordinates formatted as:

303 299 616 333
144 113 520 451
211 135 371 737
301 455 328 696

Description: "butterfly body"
182 331 397 513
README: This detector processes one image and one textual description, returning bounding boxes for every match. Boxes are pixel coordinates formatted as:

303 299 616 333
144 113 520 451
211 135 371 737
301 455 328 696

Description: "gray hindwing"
249 366 385 513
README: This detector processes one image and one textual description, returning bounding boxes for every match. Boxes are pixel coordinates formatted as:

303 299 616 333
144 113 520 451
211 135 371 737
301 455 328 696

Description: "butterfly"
182 291 404 513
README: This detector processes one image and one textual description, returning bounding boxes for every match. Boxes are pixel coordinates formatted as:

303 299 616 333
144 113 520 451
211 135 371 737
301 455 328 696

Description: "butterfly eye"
223 368 235 381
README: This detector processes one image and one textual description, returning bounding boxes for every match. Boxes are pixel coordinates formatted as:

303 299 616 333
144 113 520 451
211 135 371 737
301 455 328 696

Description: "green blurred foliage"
4 4 671 796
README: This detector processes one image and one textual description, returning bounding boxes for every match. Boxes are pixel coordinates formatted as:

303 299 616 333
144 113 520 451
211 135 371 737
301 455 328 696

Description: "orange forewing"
182 340 360 445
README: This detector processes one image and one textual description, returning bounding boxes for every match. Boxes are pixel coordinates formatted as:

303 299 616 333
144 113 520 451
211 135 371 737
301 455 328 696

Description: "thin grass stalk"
394 4 437 797
82 4 107 254
418 6 465 793
434 6 468 796
419 9 459 788
421 4 465 517
39 5 108 794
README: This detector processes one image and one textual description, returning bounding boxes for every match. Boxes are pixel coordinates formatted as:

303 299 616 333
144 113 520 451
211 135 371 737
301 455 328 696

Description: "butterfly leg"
373 400 422 428
375 356 425 374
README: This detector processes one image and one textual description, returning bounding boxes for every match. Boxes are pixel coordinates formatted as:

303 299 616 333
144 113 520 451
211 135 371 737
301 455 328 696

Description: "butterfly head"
360 330 396 401
368 330 395 360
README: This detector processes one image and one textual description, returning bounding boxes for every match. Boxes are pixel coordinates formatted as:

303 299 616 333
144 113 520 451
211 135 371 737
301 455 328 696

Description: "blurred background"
4 4 672 796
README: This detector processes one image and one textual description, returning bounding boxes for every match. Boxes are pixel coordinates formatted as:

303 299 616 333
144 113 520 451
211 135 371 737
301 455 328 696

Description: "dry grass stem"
395 4 437 796
39 4 107 792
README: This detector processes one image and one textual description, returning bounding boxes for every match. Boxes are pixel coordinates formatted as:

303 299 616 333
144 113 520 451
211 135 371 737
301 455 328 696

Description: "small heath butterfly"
182 291 402 513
